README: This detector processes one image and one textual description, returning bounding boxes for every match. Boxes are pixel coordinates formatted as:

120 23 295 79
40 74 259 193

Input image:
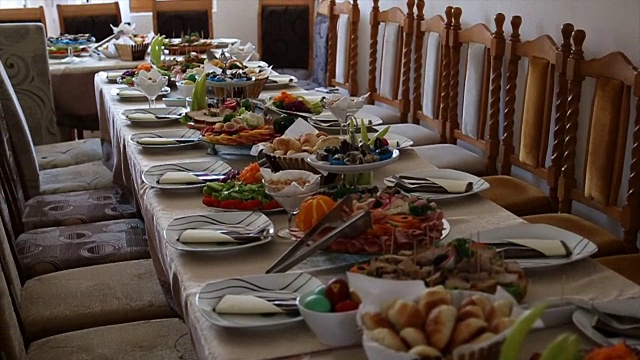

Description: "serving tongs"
266 195 371 274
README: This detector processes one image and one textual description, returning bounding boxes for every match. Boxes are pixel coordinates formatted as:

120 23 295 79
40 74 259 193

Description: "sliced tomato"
263 199 281 210
236 200 262 211
202 197 221 207
218 199 243 209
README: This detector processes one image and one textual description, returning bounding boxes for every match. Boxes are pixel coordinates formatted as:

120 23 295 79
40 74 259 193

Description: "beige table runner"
95 76 640 360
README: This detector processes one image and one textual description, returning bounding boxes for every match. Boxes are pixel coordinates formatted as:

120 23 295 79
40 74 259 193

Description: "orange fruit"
296 195 336 232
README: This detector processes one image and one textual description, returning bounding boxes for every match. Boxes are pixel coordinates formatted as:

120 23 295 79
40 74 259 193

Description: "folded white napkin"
137 138 177 145
127 113 156 121
106 72 120 80
118 90 143 97
178 229 241 243
268 75 294 84
503 239 568 257
158 172 203 184
215 294 284 314
427 178 473 193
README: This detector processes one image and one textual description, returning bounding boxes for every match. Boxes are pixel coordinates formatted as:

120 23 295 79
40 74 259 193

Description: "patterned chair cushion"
62 15 119 42
22 187 137 232
413 144 487 176
157 11 210 38
261 5 310 69
15 218 148 279
0 24 60 145
21 259 175 341
481 176 553 216
28 319 197 360
39 161 113 195
35 138 102 170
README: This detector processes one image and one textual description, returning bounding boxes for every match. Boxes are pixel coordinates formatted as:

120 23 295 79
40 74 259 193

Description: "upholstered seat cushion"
35 138 102 170
480 175 553 216
378 123 440 146
28 318 196 360
362 104 401 124
15 218 148 279
413 144 486 175
22 187 137 232
596 254 640 286
523 213 628 258
39 161 112 194
21 259 175 341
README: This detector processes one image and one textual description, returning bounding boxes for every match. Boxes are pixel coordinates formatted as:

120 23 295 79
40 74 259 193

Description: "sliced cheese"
179 229 238 243
158 172 203 184
215 294 284 314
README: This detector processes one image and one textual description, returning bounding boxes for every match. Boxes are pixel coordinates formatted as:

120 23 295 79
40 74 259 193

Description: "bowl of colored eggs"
297 277 362 346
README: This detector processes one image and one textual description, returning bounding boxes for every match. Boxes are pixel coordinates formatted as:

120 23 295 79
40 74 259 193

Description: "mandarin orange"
295 195 336 232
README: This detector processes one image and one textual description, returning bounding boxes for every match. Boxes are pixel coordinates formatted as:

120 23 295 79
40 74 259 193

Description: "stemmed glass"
133 75 168 108
264 182 320 239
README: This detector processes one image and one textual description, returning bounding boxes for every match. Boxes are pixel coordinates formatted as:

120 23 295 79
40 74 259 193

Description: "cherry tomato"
202 197 221 207
237 200 262 211
218 199 243 209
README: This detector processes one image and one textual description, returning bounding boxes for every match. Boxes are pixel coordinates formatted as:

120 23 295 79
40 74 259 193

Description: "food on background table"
197 101 277 146
314 122 392 165
302 277 361 313
155 54 206 81
363 286 516 357
271 91 323 115
164 33 216 54
48 33 94 45
264 132 338 156
295 195 336 232
350 238 529 302
118 63 160 86
48 45 89 56
202 163 281 211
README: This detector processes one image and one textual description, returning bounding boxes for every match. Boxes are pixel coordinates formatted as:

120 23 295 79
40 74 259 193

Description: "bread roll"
493 300 514 319
399 327 428 348
388 300 425 331
460 295 492 318
299 133 319 148
457 305 484 322
425 305 457 351
367 328 407 352
313 136 342 151
362 312 394 331
273 136 301 153
449 318 488 349
489 317 516 334
418 286 452 318
470 332 497 345
408 345 443 359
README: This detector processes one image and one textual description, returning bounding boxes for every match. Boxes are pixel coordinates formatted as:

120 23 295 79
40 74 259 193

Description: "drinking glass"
61 45 81 64
264 183 320 239
134 75 168 108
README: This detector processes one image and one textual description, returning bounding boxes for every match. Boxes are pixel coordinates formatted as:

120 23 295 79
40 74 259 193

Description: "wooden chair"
57 2 121 42
364 0 416 125
326 0 359 95
411 2 449 142
525 30 639 256
480 19 572 216
413 10 506 175
152 0 213 39
0 7 46 33
259 0 314 77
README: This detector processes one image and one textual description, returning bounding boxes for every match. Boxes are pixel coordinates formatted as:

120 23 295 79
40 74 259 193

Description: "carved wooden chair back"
447 9 506 175
326 0 360 95
152 0 213 39
57 2 121 42
499 18 574 212
559 30 640 249
367 0 415 122
0 7 46 33
411 3 450 142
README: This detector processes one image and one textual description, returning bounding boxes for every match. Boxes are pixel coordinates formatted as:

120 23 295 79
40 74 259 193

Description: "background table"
95 75 640 360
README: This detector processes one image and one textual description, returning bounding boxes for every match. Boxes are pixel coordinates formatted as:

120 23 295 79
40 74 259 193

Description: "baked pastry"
418 286 452 317
470 332 497 345
489 317 516 334
425 305 457 351
408 345 443 358
449 318 488 349
362 312 394 331
457 305 485 322
388 300 425 331
399 327 429 348
367 328 407 352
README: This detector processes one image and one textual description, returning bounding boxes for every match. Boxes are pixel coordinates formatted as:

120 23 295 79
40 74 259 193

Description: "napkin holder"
116 42 150 61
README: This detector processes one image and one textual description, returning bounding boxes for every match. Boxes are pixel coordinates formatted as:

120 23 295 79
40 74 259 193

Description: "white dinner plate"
120 107 186 125
572 309 640 348
129 128 202 149
384 169 490 200
142 160 231 190
476 223 598 268
306 149 400 174
164 212 274 252
264 75 298 89
111 86 171 100
196 272 322 328
213 38 241 47
308 110 384 130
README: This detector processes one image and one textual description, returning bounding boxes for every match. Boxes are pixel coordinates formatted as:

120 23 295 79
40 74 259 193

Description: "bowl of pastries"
263 132 343 176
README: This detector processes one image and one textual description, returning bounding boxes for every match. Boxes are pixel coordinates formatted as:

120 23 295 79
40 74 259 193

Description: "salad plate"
475 223 598 269
129 128 202 148
196 272 322 328
120 107 186 125
306 149 400 174
164 212 274 253
142 160 231 190
110 86 171 100
384 169 490 200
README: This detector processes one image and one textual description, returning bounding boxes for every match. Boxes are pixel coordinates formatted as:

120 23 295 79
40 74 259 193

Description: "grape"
220 170 240 183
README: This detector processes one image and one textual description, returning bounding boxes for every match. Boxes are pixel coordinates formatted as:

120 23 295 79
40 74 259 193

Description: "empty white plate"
196 272 322 328
142 160 231 190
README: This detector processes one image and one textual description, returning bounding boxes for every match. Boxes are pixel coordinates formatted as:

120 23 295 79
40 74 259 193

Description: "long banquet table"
95 75 640 360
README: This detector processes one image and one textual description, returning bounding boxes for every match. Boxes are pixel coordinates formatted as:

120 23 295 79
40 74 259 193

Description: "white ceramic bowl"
297 290 361 347
176 81 195 98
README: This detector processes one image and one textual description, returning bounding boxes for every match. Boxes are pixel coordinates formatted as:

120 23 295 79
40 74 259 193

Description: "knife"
138 138 201 144
189 172 226 182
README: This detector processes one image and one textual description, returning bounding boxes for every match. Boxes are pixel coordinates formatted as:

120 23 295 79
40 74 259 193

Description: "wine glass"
133 75 168 108
264 182 320 239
